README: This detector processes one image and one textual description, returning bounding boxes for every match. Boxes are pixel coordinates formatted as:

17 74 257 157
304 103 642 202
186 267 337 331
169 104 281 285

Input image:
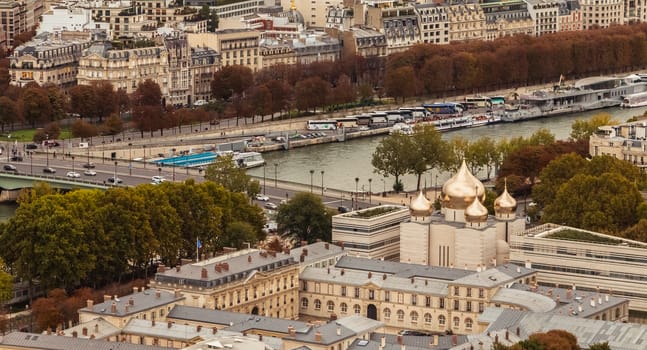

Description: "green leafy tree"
588 342 611 350
102 114 124 139
211 65 254 101
410 124 450 190
275 192 331 244
570 113 618 141
372 132 413 192
532 153 588 207
0 258 12 305
221 221 258 249
204 154 252 193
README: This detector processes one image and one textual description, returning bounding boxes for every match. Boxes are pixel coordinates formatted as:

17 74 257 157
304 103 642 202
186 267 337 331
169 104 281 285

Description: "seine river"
248 106 647 192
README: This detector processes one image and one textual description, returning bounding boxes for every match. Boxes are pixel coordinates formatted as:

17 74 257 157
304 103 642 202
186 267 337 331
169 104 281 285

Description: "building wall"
579 0 624 29
416 5 450 45
448 3 485 43
281 0 345 28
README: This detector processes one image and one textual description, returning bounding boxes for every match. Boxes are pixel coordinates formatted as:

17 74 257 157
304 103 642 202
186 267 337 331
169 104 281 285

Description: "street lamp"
274 162 278 187
368 178 372 204
45 134 49 167
113 161 118 185
143 145 146 168
72 156 75 174
321 170 325 196
435 174 439 201
30 152 33 175
263 164 267 195
355 177 359 210
128 143 132 175
172 165 176 181
309 169 315 193
158 167 162 180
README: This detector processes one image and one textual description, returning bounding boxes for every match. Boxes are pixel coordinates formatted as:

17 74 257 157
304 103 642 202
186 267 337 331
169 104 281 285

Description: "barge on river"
502 74 647 122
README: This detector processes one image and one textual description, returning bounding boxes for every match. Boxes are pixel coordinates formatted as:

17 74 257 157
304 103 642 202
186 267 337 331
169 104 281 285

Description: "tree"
294 76 331 113
211 65 254 101
221 221 258 249
69 85 97 120
532 153 588 206
93 81 117 122
542 172 642 232
102 114 124 139
199 5 219 31
570 113 618 141
275 192 332 244
384 65 417 103
21 86 52 127
588 342 611 350
372 132 413 192
204 154 252 193
0 96 18 131
410 124 450 190
0 258 12 306
70 119 99 141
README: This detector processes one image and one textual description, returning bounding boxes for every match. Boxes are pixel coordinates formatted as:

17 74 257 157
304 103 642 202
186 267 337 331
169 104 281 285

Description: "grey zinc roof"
335 256 473 281
123 318 220 341
451 264 534 288
0 332 173 350
80 289 184 317
351 339 429 350
368 333 470 350
168 305 310 333
485 309 647 350
490 288 556 312
290 241 346 265
289 321 355 345
333 315 383 334
60 317 121 339
154 249 296 287
300 266 448 295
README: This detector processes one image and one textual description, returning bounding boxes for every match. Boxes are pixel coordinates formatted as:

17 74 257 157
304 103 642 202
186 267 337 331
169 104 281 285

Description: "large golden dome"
410 191 431 216
442 160 485 209
494 180 517 214
465 195 488 222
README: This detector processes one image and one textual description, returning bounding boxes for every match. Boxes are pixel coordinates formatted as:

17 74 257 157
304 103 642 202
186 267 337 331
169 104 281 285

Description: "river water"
247 106 647 192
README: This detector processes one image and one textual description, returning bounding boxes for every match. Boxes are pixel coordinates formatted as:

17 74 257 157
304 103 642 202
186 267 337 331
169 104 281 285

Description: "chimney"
397 335 403 344
259 334 263 341
410 277 414 284
176 265 181 272
556 295 560 303
90 335 95 339
212 327 218 334
590 298 596 307
82 327 88 336
315 331 322 342
381 336 386 347
133 287 139 294
516 266 521 273
301 240 308 247
505 331 508 341
152 319 155 327
325 243 330 250
168 321 173 329
451 335 458 346
47 328 52 335
125 305 129 313
157 264 166 273
72 331 78 338
201 268 208 279
303 248 308 256
432 335 438 346
110 302 117 313
336 326 341 336
598 297 602 305
547 289 552 297
94 324 99 333
127 297 133 306
288 325 296 337
248 255 252 263
341 269 345 275
174 289 182 298
197 325 202 332
222 262 229 271
86 299 94 310
368 272 372 279
605 294 609 302
300 254 305 263
283 248 290 254
383 274 387 280
516 327 520 336
495 334 499 343
103 295 111 302
525 260 531 269
401 345 405 350
156 290 161 299
566 289 572 299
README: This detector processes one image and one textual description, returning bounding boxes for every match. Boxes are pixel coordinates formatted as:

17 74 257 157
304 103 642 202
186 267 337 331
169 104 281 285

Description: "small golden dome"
465 194 488 222
442 160 485 209
410 191 431 216
494 180 517 214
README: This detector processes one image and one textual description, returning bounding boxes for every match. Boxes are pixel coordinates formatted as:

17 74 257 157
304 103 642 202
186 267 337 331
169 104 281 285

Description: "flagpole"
196 238 199 262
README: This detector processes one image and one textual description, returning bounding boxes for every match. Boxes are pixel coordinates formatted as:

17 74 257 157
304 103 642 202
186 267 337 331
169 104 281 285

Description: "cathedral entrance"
367 304 377 320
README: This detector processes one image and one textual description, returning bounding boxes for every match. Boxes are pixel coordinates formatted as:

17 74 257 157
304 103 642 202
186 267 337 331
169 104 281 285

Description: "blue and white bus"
306 120 338 130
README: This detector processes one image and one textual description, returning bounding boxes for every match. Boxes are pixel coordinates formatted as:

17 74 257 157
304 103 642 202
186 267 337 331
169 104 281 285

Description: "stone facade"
481 0 534 41
579 0 624 29
589 122 647 171
0 0 44 47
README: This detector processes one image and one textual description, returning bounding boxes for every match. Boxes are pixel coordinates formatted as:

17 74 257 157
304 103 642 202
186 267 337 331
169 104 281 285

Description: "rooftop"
79 289 184 317
290 241 347 266
0 332 172 350
335 256 474 281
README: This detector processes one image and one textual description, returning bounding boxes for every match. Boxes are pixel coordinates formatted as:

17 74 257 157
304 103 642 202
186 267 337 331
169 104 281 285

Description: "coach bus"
306 120 338 130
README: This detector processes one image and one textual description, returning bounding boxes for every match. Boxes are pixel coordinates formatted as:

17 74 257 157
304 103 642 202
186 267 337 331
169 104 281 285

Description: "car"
10 156 23 162
3 164 17 172
42 167 56 174
107 177 123 184
82 163 96 169
66 171 81 178
255 194 270 201
83 170 97 176
25 143 38 150
265 202 278 210
151 175 166 183
337 206 351 213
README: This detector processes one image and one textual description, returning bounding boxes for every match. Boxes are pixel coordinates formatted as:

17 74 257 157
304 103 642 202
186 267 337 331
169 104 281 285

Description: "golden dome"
465 194 488 222
410 191 431 216
494 180 517 214
442 160 485 209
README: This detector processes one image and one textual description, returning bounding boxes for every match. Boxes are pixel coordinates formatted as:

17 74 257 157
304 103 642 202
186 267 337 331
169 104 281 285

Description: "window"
314 299 321 310
453 300 459 311
384 308 391 318
302 281 308 291
479 302 484 313
479 288 484 298
353 304 361 315
465 318 473 329
327 301 335 312
397 309 405 321
453 317 460 328
355 288 360 298
385 291 390 302
397 293 404 303
454 287 459 296
341 303 348 313
438 315 446 326
410 311 418 322
425 296 431 307
466 288 472 297
341 286 346 296
411 294 417 305
369 289 375 300
439 298 445 309
424 313 432 324
315 283 321 293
